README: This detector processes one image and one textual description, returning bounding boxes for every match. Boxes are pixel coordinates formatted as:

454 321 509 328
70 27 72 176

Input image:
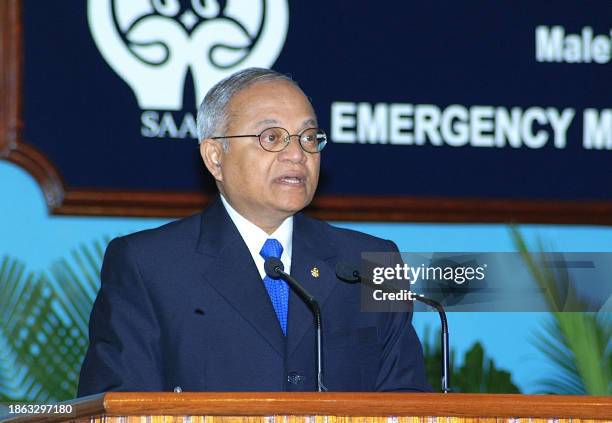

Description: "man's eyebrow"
299 118 318 131
254 118 318 131
254 118 280 129
302 118 317 127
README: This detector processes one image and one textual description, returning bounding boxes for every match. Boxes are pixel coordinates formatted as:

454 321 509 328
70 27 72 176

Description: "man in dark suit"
78 68 429 395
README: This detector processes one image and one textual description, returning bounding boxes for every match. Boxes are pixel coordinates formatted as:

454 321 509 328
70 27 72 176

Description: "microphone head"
264 257 284 279
335 261 361 283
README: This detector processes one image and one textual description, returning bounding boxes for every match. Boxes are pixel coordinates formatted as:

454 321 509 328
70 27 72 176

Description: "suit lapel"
287 213 338 357
196 198 285 357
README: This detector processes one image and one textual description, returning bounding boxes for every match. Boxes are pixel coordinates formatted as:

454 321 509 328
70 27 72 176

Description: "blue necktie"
259 239 289 336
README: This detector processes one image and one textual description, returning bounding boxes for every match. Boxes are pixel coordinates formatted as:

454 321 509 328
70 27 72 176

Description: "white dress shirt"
220 195 293 279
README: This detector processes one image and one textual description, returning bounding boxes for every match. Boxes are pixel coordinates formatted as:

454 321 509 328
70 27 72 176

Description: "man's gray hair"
196 68 298 147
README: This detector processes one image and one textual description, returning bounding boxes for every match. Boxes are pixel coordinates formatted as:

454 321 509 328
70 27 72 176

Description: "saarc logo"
87 0 289 138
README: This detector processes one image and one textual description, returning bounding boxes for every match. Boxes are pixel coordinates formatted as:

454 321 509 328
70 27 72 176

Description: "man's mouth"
275 173 306 185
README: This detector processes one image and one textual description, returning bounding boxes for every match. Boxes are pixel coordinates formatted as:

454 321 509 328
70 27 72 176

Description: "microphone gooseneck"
264 257 328 392
334 261 451 393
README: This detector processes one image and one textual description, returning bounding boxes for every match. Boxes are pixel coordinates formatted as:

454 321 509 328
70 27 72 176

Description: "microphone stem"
277 267 328 392
314 305 328 392
442 327 450 394
414 296 450 393
336 264 451 393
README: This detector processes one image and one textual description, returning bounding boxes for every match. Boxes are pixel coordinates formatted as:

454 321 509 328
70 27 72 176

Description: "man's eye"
264 134 277 143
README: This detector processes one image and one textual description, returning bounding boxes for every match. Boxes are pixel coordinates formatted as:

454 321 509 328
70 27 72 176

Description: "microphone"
335 261 451 393
334 261 360 283
264 257 328 392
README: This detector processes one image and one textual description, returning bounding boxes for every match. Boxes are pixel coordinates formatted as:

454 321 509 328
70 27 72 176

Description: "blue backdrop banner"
22 1 612 201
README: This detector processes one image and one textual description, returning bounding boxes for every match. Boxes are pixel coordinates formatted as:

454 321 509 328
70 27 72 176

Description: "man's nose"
279 135 306 162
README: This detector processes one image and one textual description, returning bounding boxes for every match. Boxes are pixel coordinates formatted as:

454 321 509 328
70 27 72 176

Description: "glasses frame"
210 127 327 153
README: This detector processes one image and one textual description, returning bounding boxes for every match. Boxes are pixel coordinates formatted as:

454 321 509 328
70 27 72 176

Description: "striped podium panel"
2 392 611 423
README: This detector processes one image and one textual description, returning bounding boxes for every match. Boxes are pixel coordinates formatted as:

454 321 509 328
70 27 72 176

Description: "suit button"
287 372 305 385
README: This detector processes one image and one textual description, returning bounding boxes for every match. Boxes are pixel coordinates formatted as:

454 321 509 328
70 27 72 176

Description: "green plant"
421 325 520 393
511 227 611 395
0 239 107 402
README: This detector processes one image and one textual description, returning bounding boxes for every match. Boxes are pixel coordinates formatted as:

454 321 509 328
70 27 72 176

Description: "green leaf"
512 227 612 395
421 325 520 393
0 239 107 401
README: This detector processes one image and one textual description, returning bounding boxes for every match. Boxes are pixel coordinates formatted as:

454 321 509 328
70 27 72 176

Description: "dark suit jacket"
77 198 430 395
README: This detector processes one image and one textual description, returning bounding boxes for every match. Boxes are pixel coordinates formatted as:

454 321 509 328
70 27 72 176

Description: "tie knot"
260 238 283 260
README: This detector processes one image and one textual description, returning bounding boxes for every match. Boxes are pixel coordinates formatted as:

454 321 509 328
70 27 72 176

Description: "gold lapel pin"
310 267 320 278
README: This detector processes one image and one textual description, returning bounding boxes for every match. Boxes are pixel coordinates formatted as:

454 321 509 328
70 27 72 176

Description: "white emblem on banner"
88 0 289 111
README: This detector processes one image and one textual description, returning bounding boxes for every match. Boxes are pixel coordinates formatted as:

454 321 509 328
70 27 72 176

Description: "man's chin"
274 195 312 216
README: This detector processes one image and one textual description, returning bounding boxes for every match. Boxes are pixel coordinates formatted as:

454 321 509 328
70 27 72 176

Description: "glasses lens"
259 127 289 152
300 128 327 153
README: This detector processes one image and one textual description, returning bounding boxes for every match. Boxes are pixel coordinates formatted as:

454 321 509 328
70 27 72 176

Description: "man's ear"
200 139 223 181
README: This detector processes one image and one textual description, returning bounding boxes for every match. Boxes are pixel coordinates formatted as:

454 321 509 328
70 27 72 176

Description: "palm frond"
0 239 107 401
556 312 610 395
530 319 578 376
0 256 53 401
512 227 612 395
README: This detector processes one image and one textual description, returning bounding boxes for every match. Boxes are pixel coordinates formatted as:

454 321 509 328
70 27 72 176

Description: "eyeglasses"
211 127 328 153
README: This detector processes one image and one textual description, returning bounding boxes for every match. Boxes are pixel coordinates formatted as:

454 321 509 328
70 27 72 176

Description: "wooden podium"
3 392 611 423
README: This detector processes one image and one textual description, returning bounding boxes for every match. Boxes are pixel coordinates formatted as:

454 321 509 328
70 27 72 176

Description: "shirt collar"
220 194 293 261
